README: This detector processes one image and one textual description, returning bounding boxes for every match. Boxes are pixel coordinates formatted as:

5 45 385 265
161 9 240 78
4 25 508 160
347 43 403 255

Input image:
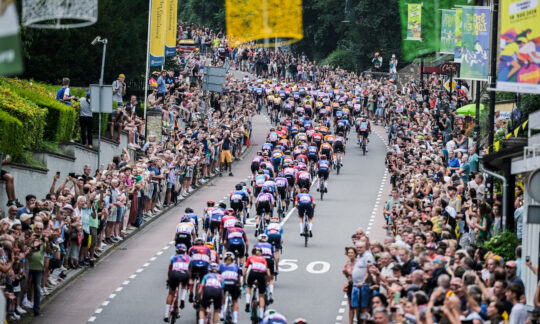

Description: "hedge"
0 110 25 160
1 79 78 142
0 86 46 149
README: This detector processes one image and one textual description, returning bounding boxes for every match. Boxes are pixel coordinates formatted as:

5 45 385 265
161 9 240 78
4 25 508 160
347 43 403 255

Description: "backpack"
56 87 66 101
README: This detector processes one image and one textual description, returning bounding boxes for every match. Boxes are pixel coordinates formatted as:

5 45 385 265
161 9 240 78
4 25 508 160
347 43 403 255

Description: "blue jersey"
262 142 274 151
275 177 288 188
201 273 224 289
230 190 248 203
318 159 330 171
184 213 198 227
210 208 224 222
296 193 314 206
254 242 274 259
219 263 242 286
265 222 283 237
188 245 211 268
308 145 318 156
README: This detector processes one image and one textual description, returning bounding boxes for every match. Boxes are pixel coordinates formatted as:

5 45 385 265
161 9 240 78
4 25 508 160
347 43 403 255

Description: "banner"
440 10 456 53
497 0 540 94
164 0 178 57
226 0 303 47
459 6 490 80
407 4 422 40
454 7 463 62
149 0 166 66
0 0 23 75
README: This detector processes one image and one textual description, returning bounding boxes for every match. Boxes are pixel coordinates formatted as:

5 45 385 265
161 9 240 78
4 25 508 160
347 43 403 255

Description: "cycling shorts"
201 286 222 309
190 265 208 280
247 271 267 294
268 234 282 251
227 242 246 258
318 169 329 180
298 204 314 219
333 142 344 153
358 130 369 139
209 220 221 234
251 162 260 174
230 201 244 213
277 187 286 200
224 284 241 300
265 257 275 276
285 175 295 187
256 201 271 215
175 233 192 250
308 154 318 163
168 271 189 290
321 148 331 157
297 178 310 190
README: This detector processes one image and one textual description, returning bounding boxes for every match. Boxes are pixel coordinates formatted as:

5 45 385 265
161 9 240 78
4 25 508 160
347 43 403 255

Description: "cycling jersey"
201 273 224 289
275 177 288 188
296 193 314 206
210 208 224 223
262 142 273 152
318 160 330 171
230 190 248 203
255 174 269 187
307 145 318 156
245 255 268 273
226 227 247 245
254 242 274 259
295 171 311 182
188 245 211 268
221 215 237 230
265 222 283 237
170 254 190 273
184 213 198 227
219 263 242 286
359 121 369 132
256 192 274 204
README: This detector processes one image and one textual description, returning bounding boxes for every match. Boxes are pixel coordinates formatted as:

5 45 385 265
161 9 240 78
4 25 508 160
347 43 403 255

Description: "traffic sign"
444 80 457 92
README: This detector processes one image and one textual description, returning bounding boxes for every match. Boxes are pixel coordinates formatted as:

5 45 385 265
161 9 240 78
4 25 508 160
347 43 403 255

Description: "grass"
17 151 47 170
36 141 65 155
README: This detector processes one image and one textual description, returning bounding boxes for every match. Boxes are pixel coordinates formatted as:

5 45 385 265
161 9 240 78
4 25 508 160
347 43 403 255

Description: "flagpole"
144 0 152 139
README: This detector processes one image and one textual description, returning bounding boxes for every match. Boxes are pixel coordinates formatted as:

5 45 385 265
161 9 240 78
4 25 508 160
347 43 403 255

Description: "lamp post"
91 36 108 170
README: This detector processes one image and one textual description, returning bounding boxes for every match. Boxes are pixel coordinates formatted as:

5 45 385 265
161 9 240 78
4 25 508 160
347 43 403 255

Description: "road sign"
90 84 113 113
444 80 457 92
203 66 227 92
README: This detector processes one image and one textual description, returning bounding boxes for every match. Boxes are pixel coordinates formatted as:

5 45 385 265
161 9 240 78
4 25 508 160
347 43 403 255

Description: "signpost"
203 66 228 92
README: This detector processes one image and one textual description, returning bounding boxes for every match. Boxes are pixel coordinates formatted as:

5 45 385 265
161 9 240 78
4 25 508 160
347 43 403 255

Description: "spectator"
55 77 76 106
1 146 22 207
79 91 93 147
112 74 126 106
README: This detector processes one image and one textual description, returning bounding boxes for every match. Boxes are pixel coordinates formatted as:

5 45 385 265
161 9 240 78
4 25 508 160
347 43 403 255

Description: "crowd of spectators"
0 21 258 321
340 71 536 324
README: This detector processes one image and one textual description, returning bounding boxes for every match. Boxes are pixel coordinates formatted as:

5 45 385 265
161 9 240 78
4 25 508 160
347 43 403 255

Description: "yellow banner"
149 0 166 66
226 0 303 47
165 0 178 57
494 141 500 151
406 3 422 41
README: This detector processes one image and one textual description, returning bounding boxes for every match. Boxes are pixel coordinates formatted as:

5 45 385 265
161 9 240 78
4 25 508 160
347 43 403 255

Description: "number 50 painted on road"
278 259 331 274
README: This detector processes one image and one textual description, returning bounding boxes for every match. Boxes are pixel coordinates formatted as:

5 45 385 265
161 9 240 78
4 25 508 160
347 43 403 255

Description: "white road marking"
278 259 299 272
169 240 174 244
123 280 130 285
115 287 123 292
156 251 163 255
136 268 144 273
109 293 116 299
129 274 136 279
150 257 157 261
341 300 348 306
102 301 110 306
338 308 345 314
95 308 102 314
143 262 150 267
280 207 296 226
306 261 331 274
88 316 96 322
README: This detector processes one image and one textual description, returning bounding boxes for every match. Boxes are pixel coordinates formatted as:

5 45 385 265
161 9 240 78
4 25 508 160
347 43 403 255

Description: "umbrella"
456 103 486 116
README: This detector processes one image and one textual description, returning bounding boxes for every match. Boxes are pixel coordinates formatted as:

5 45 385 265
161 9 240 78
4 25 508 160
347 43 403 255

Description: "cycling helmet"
240 181 247 186
294 318 308 324
264 309 278 317
263 151 269 157
235 221 244 228
181 215 191 222
277 172 285 177
205 242 214 250
194 238 204 245
257 170 264 174
299 127 305 132
207 200 215 206
300 165 307 171
301 188 309 193
235 184 243 190
226 208 235 216
208 263 219 273
262 187 269 193
261 164 267 169
258 233 269 242
320 154 327 159
185 207 194 213
270 216 280 223
219 202 227 209
175 243 187 254
224 251 235 261
252 246 263 255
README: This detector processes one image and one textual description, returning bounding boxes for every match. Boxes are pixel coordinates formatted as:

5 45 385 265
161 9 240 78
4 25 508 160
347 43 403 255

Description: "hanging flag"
514 126 520 137
225 0 303 47
459 6 490 80
454 7 463 63
0 0 23 75
149 0 166 66
164 0 178 57
496 0 540 94
407 4 422 40
494 141 500 151
441 9 456 54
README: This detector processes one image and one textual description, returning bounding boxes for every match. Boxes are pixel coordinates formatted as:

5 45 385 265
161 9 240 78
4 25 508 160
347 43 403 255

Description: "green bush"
1 79 78 142
0 85 46 149
481 230 520 262
0 110 25 160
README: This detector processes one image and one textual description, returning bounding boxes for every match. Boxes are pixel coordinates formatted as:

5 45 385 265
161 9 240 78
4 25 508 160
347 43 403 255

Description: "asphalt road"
35 113 387 324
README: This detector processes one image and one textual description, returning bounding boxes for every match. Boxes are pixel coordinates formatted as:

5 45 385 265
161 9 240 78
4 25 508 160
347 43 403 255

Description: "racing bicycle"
319 178 325 201
249 281 267 324
167 286 180 324
223 290 234 324
302 213 310 247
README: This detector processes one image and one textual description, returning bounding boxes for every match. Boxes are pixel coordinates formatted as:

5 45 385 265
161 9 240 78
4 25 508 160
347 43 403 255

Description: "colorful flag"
0 0 23 75
459 6 490 80
164 0 178 57
496 0 540 94
407 4 422 40
440 10 456 54
149 0 166 66
454 7 463 62
226 0 303 47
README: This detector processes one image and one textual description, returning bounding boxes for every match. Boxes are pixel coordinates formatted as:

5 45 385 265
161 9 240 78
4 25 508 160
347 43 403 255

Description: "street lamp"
91 36 107 169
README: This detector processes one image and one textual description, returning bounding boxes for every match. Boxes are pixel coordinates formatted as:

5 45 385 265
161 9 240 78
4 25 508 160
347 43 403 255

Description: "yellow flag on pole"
226 0 303 47
514 126 520 137
164 0 178 57
149 0 166 66
494 141 500 152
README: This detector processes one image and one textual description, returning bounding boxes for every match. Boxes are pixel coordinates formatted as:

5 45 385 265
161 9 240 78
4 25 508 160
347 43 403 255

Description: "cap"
20 213 33 222
506 260 517 268
118 74 125 78
62 204 74 211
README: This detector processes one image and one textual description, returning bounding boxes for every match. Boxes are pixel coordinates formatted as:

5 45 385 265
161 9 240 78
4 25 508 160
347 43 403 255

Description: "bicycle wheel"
250 286 259 324
169 291 179 324
304 217 309 247
362 142 366 155
319 181 324 201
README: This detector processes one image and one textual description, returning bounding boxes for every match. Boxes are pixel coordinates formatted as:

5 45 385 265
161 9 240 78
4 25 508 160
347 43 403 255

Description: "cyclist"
254 170 269 197
316 154 330 193
203 201 216 241
282 164 296 200
197 263 223 324
295 165 311 191
205 242 220 264
244 246 272 320
265 216 283 268
188 238 211 303
255 187 274 236
219 252 242 323
208 202 226 243
251 152 263 177
164 243 190 322
274 173 288 212
183 208 199 235
260 310 288 324
333 132 346 167
230 184 249 221
254 234 276 303
262 140 274 154
175 216 196 250
296 188 316 237
271 148 283 171
240 181 253 217
356 115 371 151
319 141 333 165
224 221 249 266
294 318 308 324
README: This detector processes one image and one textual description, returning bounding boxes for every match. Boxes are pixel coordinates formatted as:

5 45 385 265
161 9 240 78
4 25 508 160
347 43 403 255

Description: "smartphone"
69 172 76 178
56 171 60 176
390 306 397 313
526 256 530 262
